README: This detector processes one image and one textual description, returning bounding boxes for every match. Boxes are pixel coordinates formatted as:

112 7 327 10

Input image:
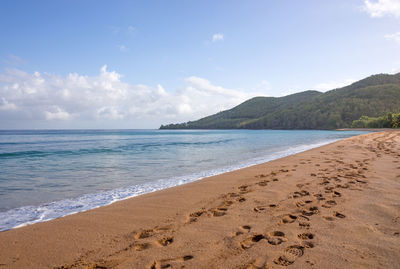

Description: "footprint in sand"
253 206 268 213
238 185 250 193
82 260 119 269
274 245 304 266
240 225 251 232
209 208 227 217
153 225 172 233
334 211 346 218
157 237 174 247
135 229 155 239
292 190 310 198
274 255 294 266
299 222 311 229
119 241 152 253
237 197 246 203
225 192 240 198
186 210 206 223
149 255 194 269
322 200 337 208
301 206 319 216
257 180 269 186
240 234 265 249
298 215 310 221
222 200 234 206
134 243 151 251
296 200 313 207
285 245 304 257
297 233 314 240
266 231 287 245
302 241 315 248
281 214 297 224
332 191 342 198
234 225 252 236
320 180 330 185
226 193 246 202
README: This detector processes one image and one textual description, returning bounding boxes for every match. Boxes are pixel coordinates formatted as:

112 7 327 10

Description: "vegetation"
351 113 400 128
160 73 400 130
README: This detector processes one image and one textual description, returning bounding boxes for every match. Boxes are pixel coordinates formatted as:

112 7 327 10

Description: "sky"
0 0 400 129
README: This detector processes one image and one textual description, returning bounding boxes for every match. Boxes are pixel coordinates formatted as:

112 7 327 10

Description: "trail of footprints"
149 255 194 269
241 149 371 267
181 158 366 268
186 190 247 223
72 157 366 268
184 170 288 225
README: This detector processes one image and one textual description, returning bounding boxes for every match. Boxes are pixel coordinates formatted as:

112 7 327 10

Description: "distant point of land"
160 72 400 130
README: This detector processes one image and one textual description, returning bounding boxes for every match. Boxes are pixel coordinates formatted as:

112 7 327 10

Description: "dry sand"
0 131 400 269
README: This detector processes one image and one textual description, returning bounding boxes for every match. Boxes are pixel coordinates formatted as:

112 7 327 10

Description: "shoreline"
0 131 399 268
335 128 395 131
0 137 349 232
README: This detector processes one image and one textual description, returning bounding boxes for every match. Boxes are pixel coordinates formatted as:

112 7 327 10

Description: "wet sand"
0 131 399 268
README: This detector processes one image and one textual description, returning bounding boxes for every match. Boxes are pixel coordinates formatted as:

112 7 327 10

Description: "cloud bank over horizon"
0 66 262 129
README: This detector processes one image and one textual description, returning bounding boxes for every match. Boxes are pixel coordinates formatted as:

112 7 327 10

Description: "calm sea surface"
0 129 367 231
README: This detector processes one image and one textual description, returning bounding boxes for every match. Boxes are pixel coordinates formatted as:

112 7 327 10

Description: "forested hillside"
160 73 400 130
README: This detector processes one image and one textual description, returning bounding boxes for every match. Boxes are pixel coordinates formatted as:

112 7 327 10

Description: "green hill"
160 73 400 130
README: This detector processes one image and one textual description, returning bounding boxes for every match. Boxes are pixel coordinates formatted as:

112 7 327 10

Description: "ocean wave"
0 139 234 159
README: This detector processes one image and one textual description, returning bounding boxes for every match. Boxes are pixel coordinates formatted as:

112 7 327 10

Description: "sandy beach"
0 131 399 268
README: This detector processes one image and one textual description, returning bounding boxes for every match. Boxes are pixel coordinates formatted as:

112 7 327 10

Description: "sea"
0 129 367 231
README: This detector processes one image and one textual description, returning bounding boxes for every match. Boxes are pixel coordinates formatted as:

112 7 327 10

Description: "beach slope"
0 131 399 268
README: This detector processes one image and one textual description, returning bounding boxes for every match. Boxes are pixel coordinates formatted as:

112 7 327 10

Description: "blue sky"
0 0 400 129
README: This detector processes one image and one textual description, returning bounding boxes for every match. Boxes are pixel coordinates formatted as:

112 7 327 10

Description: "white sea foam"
0 139 338 232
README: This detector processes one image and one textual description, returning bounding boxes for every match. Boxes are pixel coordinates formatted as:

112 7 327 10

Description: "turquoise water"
0 129 366 231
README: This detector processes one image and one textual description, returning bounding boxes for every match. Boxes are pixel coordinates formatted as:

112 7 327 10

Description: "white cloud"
385 32 400 43
314 79 356 92
45 106 71 120
178 103 192 115
212 33 224 42
363 0 400 18
184 76 247 98
96 106 123 120
118 44 128 52
0 66 263 128
0 97 17 111
391 66 400 73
